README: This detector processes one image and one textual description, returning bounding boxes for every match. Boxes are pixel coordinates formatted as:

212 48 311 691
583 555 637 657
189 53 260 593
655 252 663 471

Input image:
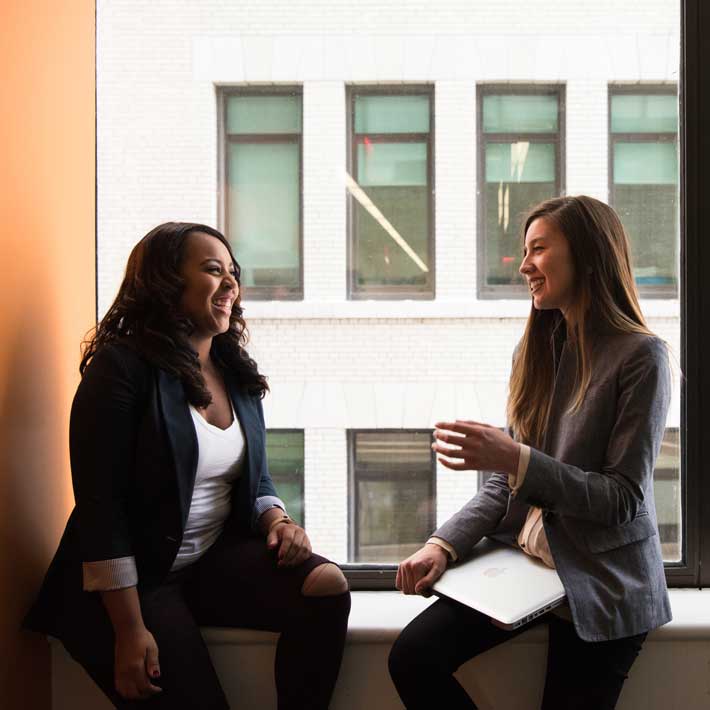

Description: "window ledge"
241 299 680 321
201 588 710 646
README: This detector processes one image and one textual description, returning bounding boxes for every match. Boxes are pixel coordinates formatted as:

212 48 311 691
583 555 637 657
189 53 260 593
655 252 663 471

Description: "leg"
541 615 647 710
389 597 544 710
301 562 349 596
188 530 351 710
58 572 229 710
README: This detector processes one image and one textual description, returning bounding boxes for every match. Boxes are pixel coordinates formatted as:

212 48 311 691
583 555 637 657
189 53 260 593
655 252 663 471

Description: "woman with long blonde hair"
390 196 671 709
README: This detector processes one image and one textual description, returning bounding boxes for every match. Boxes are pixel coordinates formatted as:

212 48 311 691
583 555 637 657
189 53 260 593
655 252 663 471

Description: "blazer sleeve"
244 395 283 530
69 344 150 589
430 472 511 560
252 395 278 500
514 337 671 526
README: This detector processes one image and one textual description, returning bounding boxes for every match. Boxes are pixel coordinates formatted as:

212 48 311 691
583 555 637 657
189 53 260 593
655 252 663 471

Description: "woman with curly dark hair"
25 222 351 709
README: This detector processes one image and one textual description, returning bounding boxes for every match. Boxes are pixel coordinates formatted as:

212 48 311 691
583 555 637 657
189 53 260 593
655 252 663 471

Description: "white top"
170 404 246 571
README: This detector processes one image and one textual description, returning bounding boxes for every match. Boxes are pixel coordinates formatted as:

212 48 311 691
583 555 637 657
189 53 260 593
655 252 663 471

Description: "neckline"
189 404 237 434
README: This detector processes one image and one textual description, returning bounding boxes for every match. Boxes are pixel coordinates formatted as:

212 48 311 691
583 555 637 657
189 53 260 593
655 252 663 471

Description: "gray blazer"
433 331 672 642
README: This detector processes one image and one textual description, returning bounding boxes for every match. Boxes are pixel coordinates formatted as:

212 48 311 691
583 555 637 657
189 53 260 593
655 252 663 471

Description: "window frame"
607 83 679 299
217 86 304 301
91 1 709 593
477 84 566 300
673 0 710 588
345 429 437 569
346 85 436 300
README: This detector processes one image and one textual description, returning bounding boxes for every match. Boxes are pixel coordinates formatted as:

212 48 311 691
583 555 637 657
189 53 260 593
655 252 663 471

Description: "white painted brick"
98 0 681 563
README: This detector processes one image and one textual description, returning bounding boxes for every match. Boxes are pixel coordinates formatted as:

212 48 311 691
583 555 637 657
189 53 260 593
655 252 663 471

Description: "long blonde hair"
507 196 652 447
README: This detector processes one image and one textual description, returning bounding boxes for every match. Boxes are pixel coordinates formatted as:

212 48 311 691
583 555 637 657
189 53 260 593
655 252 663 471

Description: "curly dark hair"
81 222 268 404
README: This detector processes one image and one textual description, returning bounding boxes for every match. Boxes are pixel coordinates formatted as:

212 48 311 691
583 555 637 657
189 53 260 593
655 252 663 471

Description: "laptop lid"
431 537 566 629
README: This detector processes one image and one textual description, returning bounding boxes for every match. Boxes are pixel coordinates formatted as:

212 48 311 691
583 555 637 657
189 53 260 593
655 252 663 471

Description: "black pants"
388 598 646 710
59 528 351 710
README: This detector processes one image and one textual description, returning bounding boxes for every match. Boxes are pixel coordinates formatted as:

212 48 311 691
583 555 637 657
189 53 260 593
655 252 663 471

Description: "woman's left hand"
432 420 521 476
267 522 313 567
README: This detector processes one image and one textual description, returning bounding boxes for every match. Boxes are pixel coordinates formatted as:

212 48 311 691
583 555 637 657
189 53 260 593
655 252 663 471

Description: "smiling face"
519 217 576 316
179 231 239 342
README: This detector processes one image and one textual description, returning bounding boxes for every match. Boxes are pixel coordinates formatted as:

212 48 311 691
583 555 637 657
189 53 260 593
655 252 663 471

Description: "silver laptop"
432 537 566 629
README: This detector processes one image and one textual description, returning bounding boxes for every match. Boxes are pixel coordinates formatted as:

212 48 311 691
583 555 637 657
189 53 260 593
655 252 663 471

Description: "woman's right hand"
100 587 161 700
113 627 162 701
396 543 449 595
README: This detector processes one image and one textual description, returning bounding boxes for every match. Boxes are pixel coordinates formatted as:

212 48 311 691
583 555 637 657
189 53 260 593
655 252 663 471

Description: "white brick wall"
97 0 681 562
434 81 478 300
303 82 347 302
304 429 348 560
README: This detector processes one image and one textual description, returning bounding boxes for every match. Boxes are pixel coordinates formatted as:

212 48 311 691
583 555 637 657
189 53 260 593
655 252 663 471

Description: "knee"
388 629 428 682
301 563 349 597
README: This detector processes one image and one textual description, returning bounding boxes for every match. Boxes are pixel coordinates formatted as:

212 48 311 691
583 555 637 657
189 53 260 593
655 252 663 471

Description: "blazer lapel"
544 342 575 454
156 370 198 528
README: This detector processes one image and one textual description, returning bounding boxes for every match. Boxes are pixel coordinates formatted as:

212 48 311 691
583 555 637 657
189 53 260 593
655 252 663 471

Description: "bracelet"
267 514 292 535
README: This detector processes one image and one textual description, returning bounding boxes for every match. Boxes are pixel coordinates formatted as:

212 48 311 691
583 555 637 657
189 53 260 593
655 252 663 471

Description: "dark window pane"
354 95 430 134
351 431 435 563
357 142 427 186
353 185 429 288
479 91 561 296
613 142 677 185
484 181 555 286
266 431 305 526
610 94 677 134
612 139 678 288
485 142 555 183
483 95 558 133
227 95 302 135
227 141 300 292
350 91 433 297
613 184 678 287
609 91 678 294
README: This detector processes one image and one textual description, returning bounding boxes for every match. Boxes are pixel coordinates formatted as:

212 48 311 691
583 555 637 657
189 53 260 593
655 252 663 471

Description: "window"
478 86 565 297
347 88 434 299
349 431 436 563
99 1 708 589
609 86 678 297
220 89 303 299
266 430 305 526
654 428 680 562
479 426 681 564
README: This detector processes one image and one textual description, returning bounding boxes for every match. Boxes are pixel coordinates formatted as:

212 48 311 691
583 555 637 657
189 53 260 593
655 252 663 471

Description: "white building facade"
97 0 681 564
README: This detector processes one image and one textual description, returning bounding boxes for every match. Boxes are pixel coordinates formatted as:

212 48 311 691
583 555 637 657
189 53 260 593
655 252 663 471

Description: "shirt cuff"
253 496 287 525
82 556 138 591
427 536 458 562
509 444 531 495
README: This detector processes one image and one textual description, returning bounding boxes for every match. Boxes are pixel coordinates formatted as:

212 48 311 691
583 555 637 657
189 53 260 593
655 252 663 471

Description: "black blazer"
25 341 276 636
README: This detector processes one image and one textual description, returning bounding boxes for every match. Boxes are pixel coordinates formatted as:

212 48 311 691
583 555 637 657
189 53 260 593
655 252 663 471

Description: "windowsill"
201 588 710 646
48 589 710 710
241 299 680 320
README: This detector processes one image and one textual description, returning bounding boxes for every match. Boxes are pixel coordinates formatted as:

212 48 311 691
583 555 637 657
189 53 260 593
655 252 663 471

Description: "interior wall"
0 1 95 707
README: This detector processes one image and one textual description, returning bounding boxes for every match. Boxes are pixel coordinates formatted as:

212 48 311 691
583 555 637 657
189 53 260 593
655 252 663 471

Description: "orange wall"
0 1 95 707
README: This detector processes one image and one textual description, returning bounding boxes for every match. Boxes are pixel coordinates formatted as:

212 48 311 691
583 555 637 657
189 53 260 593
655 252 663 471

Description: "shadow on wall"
0 305 75 708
